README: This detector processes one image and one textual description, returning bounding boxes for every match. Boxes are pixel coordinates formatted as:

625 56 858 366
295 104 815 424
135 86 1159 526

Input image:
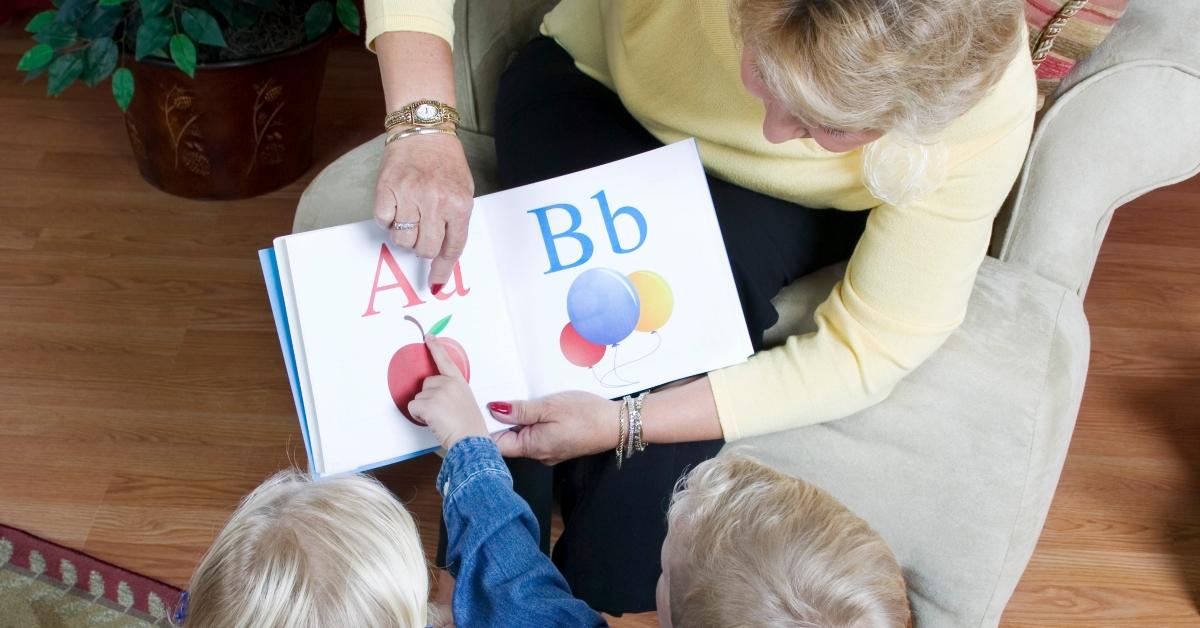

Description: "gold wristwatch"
384 99 460 130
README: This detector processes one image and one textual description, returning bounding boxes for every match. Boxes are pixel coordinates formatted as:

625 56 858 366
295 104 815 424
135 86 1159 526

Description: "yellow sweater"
365 0 1037 441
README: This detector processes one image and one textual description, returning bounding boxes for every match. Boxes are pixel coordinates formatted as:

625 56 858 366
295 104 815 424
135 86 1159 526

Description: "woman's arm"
488 378 723 464
371 29 473 290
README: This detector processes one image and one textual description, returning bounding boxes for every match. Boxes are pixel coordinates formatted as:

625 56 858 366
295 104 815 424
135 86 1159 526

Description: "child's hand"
408 335 489 450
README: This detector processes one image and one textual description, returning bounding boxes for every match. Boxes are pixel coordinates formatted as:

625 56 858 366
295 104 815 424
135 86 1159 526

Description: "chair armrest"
991 0 1200 296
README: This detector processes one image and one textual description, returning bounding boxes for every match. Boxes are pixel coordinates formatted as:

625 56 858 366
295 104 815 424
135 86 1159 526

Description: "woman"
365 0 1036 614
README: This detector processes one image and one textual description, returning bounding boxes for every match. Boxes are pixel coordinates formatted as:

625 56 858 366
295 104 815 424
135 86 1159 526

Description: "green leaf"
134 16 171 60
17 44 55 72
169 33 196 77
304 1 332 41
335 0 360 35
428 315 452 337
55 0 94 23
83 37 117 86
98 0 126 6
34 22 77 49
181 8 226 47
139 0 168 17
79 3 122 39
47 52 84 96
112 67 134 110
24 10 56 33
24 65 49 83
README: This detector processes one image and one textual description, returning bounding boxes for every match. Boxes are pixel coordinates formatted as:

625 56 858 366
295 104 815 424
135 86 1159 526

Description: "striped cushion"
1025 0 1128 109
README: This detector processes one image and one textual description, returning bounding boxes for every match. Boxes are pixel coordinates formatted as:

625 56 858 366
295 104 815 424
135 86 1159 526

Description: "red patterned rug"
0 523 184 626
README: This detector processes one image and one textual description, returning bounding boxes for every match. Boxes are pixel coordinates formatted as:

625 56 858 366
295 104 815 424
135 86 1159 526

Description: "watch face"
414 103 439 123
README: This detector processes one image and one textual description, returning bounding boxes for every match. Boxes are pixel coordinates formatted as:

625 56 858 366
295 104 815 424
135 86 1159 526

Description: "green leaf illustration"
335 0 360 35
17 44 54 72
98 0 127 6
428 314 452 337
112 67 134 111
304 1 332 41
182 8 226 47
169 33 197 78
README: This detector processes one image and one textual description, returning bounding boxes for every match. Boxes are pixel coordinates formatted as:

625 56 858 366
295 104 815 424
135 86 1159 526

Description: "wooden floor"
1 18 1197 627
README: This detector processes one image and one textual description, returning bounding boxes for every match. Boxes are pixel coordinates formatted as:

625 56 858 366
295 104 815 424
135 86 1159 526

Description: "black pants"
437 37 869 614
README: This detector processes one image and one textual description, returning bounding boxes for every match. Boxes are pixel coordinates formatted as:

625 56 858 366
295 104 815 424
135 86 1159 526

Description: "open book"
261 140 752 476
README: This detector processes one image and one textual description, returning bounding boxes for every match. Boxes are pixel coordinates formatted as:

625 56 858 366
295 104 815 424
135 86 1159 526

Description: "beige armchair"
293 1 1200 625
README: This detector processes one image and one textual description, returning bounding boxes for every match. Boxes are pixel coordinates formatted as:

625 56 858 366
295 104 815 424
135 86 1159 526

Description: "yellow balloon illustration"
628 270 674 332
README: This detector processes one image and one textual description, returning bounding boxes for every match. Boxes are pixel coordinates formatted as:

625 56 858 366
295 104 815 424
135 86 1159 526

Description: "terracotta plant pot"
122 34 333 199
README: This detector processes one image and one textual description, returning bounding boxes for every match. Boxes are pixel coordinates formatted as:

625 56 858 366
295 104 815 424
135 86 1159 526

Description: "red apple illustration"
388 314 471 426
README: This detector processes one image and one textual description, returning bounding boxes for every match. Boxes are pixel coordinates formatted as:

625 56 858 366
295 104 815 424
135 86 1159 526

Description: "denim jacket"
438 437 608 628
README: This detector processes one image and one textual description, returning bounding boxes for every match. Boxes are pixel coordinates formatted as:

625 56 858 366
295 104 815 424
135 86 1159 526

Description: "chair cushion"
728 257 1090 627
1025 0 1128 110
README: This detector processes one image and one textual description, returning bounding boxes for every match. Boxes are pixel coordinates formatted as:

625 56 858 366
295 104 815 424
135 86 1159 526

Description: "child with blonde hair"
658 456 911 627
182 336 909 627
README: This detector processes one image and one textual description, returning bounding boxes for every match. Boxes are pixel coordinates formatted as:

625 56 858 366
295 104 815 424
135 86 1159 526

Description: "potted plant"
16 0 362 199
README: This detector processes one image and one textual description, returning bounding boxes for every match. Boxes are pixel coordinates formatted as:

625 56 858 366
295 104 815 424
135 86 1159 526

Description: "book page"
280 216 528 476
481 140 753 398
274 239 325 473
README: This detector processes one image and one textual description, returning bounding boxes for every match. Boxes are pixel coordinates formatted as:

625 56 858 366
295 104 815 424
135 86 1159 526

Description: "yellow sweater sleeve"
363 0 456 51
708 117 1034 441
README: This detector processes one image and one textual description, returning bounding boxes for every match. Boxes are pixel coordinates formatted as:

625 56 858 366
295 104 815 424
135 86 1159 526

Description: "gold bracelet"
384 126 458 145
615 401 628 470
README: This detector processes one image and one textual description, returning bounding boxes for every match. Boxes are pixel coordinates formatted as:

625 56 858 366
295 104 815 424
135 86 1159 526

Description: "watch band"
384 99 460 130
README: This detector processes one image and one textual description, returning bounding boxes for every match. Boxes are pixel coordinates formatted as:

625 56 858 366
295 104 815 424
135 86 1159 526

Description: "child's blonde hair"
667 455 910 628
183 470 431 628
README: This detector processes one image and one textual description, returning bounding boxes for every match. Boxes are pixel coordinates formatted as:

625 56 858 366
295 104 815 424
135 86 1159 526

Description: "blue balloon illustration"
567 268 641 346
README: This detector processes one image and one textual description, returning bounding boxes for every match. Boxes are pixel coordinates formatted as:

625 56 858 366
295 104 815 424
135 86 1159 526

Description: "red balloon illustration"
560 322 606 368
388 315 470 426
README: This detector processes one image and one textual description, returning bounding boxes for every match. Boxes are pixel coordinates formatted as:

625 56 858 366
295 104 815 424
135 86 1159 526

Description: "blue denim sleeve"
438 437 607 628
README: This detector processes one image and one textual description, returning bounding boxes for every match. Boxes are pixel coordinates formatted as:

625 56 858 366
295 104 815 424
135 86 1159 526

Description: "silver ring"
391 221 418 231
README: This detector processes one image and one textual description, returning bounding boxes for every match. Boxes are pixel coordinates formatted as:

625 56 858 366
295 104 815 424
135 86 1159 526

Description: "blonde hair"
183 470 432 628
667 456 910 628
734 0 1024 204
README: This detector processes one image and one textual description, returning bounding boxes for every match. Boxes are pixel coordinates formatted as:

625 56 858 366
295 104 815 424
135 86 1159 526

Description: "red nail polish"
431 283 445 294
488 401 512 415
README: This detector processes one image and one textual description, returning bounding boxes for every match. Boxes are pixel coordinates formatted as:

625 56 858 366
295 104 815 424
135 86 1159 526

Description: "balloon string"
592 332 662 388
609 343 638 386
614 331 661 372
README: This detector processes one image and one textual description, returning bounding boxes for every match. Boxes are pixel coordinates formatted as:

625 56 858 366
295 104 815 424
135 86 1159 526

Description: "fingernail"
431 283 445 295
488 402 512 415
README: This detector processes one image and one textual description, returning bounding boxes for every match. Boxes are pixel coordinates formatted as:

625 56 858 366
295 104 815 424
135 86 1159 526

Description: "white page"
481 140 753 398
274 239 324 473
280 214 528 476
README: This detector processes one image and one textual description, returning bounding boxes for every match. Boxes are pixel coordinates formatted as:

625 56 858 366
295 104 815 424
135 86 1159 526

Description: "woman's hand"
373 132 474 291
408 335 488 450
488 392 620 466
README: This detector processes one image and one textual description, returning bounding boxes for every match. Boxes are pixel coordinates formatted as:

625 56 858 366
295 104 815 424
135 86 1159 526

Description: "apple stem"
405 315 426 338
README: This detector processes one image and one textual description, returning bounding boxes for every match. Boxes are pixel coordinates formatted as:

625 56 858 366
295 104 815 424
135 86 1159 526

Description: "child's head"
658 455 910 628
183 470 430 628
